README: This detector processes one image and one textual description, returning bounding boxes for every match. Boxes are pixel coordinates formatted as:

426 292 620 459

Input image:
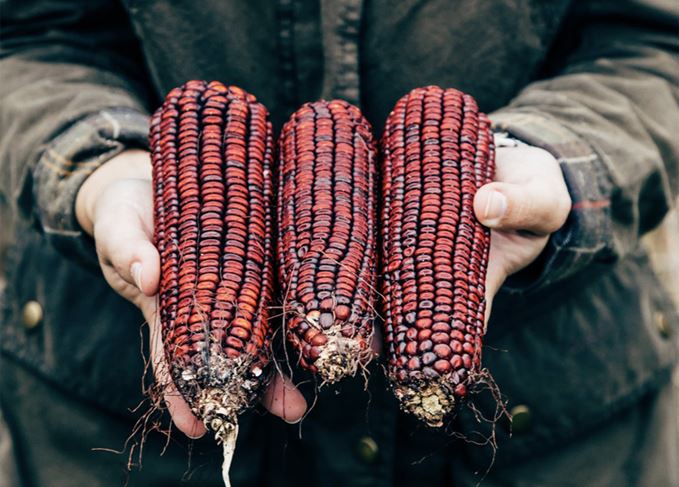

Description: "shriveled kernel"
335 305 351 320
433 344 452 359
422 352 437 366
434 360 451 374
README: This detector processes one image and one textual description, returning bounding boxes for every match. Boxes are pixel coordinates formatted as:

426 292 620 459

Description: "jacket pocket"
1 224 148 417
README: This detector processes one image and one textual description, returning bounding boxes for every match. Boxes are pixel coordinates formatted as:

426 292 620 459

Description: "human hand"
473 144 572 320
75 150 307 439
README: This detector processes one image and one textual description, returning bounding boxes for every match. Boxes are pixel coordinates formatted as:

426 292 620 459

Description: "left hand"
473 145 572 320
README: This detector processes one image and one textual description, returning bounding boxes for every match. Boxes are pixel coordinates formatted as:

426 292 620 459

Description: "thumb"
93 181 160 297
474 181 570 235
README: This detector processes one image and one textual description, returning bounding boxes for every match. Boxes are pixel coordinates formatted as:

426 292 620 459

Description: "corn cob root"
381 86 495 427
150 80 275 479
277 100 379 384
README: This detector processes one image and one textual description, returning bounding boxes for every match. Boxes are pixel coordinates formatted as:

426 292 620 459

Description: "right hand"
75 150 307 439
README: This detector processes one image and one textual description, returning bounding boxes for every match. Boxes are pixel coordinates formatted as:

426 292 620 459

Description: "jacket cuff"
489 111 615 293
33 108 149 267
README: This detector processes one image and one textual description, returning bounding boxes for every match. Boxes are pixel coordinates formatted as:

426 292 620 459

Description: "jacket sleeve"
0 0 153 265
490 0 679 293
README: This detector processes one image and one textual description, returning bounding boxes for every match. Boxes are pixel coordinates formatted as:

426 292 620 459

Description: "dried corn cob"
277 100 378 383
381 86 495 427
150 80 275 480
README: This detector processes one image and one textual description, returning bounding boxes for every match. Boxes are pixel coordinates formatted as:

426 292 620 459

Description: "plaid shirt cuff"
489 111 615 294
33 108 149 267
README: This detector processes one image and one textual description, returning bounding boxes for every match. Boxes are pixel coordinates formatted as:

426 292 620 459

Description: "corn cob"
150 81 275 479
277 100 378 383
381 86 495 427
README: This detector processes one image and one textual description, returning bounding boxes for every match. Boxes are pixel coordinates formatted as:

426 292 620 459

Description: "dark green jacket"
1 1 678 486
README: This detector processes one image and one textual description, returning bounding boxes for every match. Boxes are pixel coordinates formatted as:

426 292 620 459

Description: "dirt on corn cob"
380 86 495 427
277 100 378 383
150 80 275 483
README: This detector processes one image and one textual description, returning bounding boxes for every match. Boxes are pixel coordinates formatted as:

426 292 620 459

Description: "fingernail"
131 262 143 291
284 416 303 425
483 191 507 225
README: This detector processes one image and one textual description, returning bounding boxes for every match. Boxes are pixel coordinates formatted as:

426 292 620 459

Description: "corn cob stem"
220 423 238 487
381 86 495 427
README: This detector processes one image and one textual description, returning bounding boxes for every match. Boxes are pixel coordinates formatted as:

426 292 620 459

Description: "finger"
482 231 508 325
485 244 506 304
370 324 383 356
474 180 570 235
94 185 160 297
261 373 308 424
147 307 207 439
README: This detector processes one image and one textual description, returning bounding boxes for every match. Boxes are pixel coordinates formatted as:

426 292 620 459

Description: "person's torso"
2 2 677 485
